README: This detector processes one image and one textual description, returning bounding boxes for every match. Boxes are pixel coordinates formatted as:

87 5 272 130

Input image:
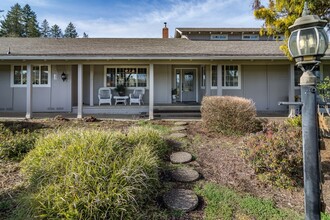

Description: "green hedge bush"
18 127 169 219
0 124 37 161
243 121 303 189
201 96 260 135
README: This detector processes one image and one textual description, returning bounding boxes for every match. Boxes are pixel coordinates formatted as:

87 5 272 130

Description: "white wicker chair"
129 88 145 105
98 87 112 105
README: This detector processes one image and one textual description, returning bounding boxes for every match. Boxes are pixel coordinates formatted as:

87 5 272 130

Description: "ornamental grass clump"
243 121 303 189
201 96 260 135
18 127 168 219
0 124 37 161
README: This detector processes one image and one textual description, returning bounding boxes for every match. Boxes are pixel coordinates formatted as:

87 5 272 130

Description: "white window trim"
10 64 51 88
104 66 149 89
222 64 241 90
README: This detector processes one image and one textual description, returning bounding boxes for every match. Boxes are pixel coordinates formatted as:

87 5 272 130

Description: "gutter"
0 55 289 61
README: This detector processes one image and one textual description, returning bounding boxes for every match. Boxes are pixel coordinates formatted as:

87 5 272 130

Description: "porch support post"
288 63 296 117
205 65 211 96
26 64 32 119
217 64 223 96
90 65 94 106
149 64 154 120
77 64 83 119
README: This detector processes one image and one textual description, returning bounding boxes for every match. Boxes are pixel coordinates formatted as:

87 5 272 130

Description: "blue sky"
1 0 265 38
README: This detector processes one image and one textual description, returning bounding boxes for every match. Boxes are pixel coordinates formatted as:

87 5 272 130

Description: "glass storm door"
175 69 196 102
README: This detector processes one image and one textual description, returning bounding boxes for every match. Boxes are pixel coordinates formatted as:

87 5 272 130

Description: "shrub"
285 115 302 127
18 127 169 219
0 124 37 161
243 122 303 189
201 96 260 135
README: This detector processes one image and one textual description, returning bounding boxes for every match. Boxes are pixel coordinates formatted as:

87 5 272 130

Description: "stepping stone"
170 167 199 182
168 133 187 139
171 126 187 132
163 189 199 212
174 122 188 126
170 152 192 164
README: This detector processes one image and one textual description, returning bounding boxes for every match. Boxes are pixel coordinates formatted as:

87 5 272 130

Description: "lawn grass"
195 182 302 220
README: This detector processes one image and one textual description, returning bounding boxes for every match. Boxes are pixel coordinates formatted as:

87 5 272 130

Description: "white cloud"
74 0 263 38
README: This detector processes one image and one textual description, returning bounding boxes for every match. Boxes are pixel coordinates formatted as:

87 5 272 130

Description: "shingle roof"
0 37 328 60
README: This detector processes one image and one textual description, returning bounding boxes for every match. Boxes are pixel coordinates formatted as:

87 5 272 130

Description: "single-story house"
0 26 329 119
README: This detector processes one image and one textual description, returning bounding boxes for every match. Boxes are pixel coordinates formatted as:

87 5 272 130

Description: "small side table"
113 96 129 105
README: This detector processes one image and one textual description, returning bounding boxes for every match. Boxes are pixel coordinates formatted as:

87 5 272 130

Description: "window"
13 65 27 85
222 65 240 89
242 34 259 40
105 67 147 88
32 65 50 85
211 34 228 40
12 65 50 87
211 65 217 87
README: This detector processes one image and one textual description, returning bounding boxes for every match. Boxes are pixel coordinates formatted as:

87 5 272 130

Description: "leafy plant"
243 122 303 189
285 115 302 127
317 76 330 101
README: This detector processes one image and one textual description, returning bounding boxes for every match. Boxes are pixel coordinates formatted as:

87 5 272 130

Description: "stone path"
163 189 199 212
170 152 192 164
170 167 199 182
163 122 201 213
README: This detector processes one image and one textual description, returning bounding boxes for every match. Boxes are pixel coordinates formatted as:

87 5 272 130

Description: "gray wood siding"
0 65 13 111
154 65 171 104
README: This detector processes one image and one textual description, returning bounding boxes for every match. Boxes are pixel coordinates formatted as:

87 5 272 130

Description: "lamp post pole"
300 69 321 220
287 2 329 219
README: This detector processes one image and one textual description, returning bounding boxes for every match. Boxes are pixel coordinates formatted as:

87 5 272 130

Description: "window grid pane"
223 65 239 87
126 68 137 87
137 68 147 87
40 66 49 84
32 66 40 84
14 66 22 84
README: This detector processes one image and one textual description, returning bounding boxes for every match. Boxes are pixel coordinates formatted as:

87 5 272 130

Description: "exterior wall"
323 64 330 78
154 64 172 104
72 65 78 106
242 64 289 112
0 65 13 111
83 65 90 105
0 64 72 112
184 33 272 41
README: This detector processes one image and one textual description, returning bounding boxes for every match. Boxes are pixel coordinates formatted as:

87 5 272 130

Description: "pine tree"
0 3 24 37
64 22 78 38
252 0 330 57
22 4 40 37
40 19 51 38
83 32 89 38
50 24 63 38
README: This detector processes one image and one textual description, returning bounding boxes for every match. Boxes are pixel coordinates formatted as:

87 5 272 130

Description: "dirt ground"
1 117 330 218
186 121 330 215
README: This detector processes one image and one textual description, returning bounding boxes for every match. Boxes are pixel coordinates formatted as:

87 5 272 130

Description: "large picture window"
12 65 50 87
105 67 147 88
222 65 240 89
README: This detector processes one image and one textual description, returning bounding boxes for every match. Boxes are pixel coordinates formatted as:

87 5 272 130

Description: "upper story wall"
175 28 284 41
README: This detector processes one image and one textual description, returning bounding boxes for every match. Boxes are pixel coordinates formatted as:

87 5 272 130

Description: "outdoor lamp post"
288 2 329 220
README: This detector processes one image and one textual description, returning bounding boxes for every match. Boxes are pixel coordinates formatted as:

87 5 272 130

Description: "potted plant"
115 84 126 96
172 88 177 102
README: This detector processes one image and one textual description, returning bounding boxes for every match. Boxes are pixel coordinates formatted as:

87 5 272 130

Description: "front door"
175 69 196 102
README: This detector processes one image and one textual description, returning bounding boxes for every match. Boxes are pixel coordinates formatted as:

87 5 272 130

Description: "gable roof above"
0 37 328 61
